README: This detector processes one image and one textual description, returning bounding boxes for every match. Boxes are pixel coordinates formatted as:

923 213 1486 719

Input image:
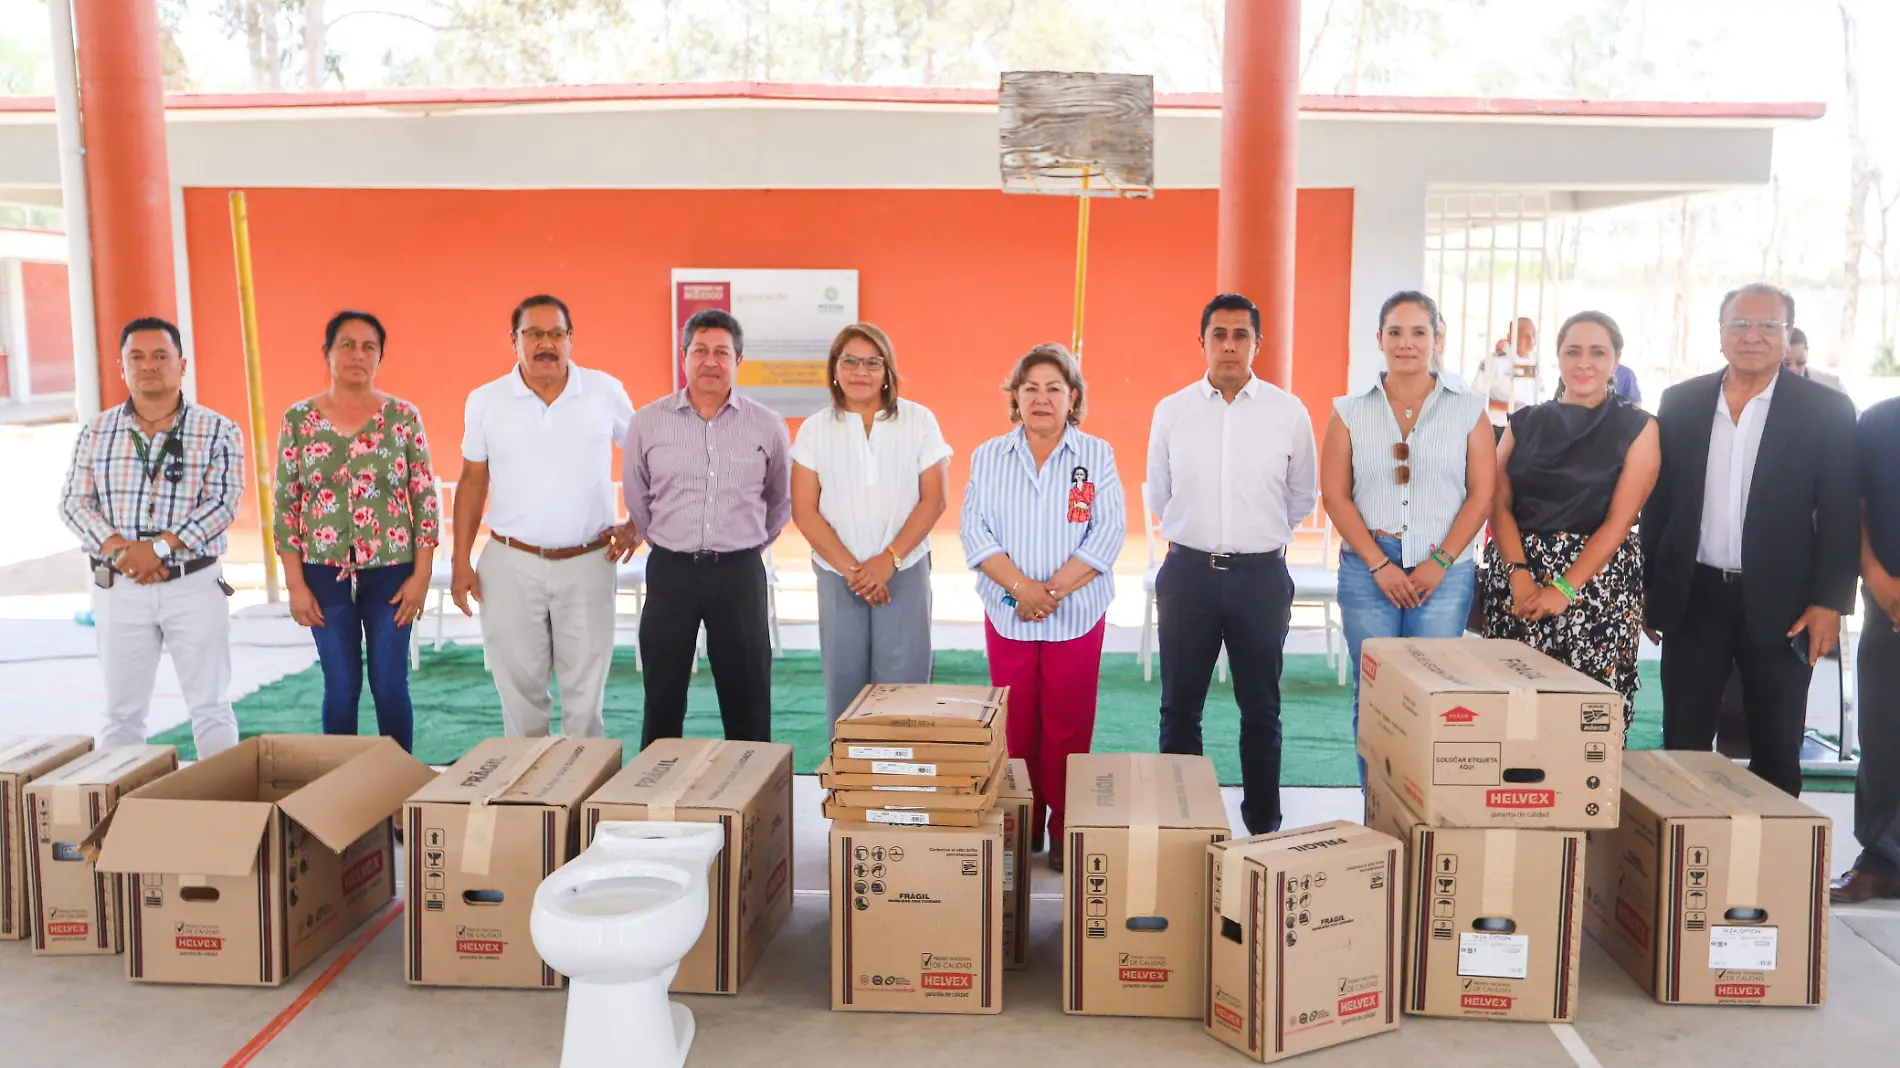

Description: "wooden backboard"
998 71 1155 198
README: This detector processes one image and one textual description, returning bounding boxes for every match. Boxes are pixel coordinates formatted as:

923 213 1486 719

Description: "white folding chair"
1286 505 1346 685
1140 481 1227 685
412 480 458 670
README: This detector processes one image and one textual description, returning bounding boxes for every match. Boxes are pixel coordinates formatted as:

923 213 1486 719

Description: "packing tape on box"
646 742 724 821
50 785 87 827
0 737 44 768
1125 756 1160 919
1440 645 1540 740
1481 829 1517 918
179 874 209 888
460 736 562 877
1669 761 1764 907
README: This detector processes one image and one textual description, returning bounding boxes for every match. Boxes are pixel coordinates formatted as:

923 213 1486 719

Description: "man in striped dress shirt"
59 317 244 757
1146 294 1320 834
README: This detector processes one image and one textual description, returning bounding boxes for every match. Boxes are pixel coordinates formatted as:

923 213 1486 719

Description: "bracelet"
888 547 902 566
1368 558 1393 576
1429 547 1454 571
1551 576 1578 601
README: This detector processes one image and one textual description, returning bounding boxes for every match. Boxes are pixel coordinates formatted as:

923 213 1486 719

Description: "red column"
75 0 177 409
1217 0 1301 389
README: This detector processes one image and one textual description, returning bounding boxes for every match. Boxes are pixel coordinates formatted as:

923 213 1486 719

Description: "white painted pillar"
3 258 29 402
1345 174 1430 395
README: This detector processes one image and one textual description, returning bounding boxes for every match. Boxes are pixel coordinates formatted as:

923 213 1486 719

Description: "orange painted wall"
182 187 1353 543
23 261 75 395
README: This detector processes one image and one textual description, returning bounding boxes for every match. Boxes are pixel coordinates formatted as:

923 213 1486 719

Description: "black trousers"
639 546 773 746
1660 566 1811 796
1854 592 1900 876
1155 548 1293 835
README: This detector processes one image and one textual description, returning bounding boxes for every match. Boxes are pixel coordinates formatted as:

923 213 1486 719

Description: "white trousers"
476 541 614 739
95 562 239 757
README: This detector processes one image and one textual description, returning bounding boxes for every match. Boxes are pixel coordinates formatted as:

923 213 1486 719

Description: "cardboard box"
403 737 621 988
1357 637 1624 830
823 758 1003 814
1205 822 1403 1062
816 755 1000 793
999 758 1033 970
834 684 1007 746
822 798 989 827
581 738 794 995
825 746 1002 780
1365 771 1585 1023
92 735 435 986
1583 750 1829 1006
830 812 1005 1014
0 735 94 940
24 745 177 955
1062 753 1230 1018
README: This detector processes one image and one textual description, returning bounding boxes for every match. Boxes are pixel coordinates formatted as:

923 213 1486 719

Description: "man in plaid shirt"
60 316 245 756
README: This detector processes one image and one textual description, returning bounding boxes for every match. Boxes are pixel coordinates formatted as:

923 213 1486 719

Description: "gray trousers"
1854 593 1900 875
817 558 934 722
476 540 614 739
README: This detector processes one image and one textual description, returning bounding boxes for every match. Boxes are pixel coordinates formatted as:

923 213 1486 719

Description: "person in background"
1483 311 1659 723
275 311 439 753
1613 361 1643 405
1476 316 1542 428
963 343 1124 868
453 295 637 739
1785 327 1845 392
59 317 244 757
1148 294 1317 835
1322 291 1493 783
1836 395 1900 901
1641 284 1859 796
792 323 951 722
626 308 792 745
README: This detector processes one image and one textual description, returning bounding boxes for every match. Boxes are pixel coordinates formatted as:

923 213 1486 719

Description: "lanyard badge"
1066 465 1095 523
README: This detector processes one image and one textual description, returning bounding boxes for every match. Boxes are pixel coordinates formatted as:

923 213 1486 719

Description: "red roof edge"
0 81 1828 121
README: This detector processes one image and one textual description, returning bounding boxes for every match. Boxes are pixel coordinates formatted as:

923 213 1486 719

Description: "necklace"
133 396 184 434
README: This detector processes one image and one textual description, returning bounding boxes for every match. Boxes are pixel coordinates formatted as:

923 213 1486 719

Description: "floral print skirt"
1481 533 1644 726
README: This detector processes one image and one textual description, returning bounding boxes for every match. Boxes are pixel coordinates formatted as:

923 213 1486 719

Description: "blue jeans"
305 562 416 753
1339 534 1477 784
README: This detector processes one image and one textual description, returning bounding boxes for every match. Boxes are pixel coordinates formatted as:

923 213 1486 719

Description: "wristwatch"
152 539 175 562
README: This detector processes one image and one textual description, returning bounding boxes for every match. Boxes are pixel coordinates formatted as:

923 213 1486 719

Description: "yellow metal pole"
1071 179 1093 361
228 191 282 603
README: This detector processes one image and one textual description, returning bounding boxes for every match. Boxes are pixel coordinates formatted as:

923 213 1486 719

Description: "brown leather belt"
492 534 610 560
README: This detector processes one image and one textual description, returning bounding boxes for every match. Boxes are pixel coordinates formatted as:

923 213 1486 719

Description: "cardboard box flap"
93 798 274 877
31 745 176 788
1368 638 1617 696
1065 753 1228 830
410 738 620 807
0 734 94 777
278 738 438 853
1215 822 1392 925
999 759 1032 802
836 685 1004 730
592 738 793 817
1622 750 1823 821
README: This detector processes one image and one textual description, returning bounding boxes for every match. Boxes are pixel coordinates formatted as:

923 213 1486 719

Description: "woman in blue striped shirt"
961 343 1125 871
1322 291 1495 783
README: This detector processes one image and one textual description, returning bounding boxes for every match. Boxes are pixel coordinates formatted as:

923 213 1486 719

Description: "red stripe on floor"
224 900 403 1068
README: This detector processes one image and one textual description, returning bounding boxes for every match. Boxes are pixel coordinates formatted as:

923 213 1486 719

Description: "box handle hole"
1471 917 1517 933
1723 907 1768 924
463 890 505 906
1501 769 1546 784
1126 916 1169 932
180 887 221 903
1221 917 1244 944
51 842 86 862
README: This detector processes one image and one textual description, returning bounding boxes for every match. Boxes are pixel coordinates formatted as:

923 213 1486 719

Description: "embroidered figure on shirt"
1067 466 1095 523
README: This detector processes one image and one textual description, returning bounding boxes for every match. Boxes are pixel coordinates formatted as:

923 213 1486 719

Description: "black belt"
1169 545 1285 571
1695 563 1744 584
651 545 762 566
93 555 218 583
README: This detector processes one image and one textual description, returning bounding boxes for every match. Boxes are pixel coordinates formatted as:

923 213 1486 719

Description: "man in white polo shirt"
452 295 636 738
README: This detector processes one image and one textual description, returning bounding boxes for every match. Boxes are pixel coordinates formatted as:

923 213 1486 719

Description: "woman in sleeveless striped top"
1321 292 1496 783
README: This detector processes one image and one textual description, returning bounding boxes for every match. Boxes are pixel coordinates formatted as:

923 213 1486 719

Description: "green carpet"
152 647 1849 791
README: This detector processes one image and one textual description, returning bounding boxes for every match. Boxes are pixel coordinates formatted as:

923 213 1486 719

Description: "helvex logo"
341 851 384 895
1119 967 1171 983
456 939 506 956
1214 1004 1245 1029
1338 992 1380 1016
1361 655 1379 682
1441 706 1478 725
920 972 974 990
1460 994 1512 1010
47 921 89 938
1486 789 1556 809
1715 983 1766 999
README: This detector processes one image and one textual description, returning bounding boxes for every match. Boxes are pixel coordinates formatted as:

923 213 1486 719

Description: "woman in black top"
1483 311 1660 720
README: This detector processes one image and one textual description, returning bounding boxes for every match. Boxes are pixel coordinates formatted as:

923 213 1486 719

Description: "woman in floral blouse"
275 311 440 752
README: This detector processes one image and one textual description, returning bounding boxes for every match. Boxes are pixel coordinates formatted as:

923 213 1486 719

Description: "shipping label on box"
0 734 95 940
1366 772 1586 1023
1356 638 1623 830
404 737 621 989
583 738 794 995
1205 822 1402 1063
25 745 177 955
1584 750 1829 1006
1063 753 1231 1018
830 815 1004 1014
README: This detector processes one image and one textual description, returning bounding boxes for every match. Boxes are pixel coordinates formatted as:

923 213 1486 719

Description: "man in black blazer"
1639 283 1859 796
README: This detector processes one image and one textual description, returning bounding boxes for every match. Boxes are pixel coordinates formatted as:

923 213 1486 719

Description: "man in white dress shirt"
1147 293 1320 834
451 295 637 738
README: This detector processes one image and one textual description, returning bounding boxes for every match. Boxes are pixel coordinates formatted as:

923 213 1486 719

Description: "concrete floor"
3 777 1897 1068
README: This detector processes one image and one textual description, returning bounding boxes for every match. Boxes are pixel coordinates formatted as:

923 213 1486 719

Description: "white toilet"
530 821 724 1068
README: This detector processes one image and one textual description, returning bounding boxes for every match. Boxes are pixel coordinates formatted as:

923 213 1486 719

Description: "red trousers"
985 616 1107 840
